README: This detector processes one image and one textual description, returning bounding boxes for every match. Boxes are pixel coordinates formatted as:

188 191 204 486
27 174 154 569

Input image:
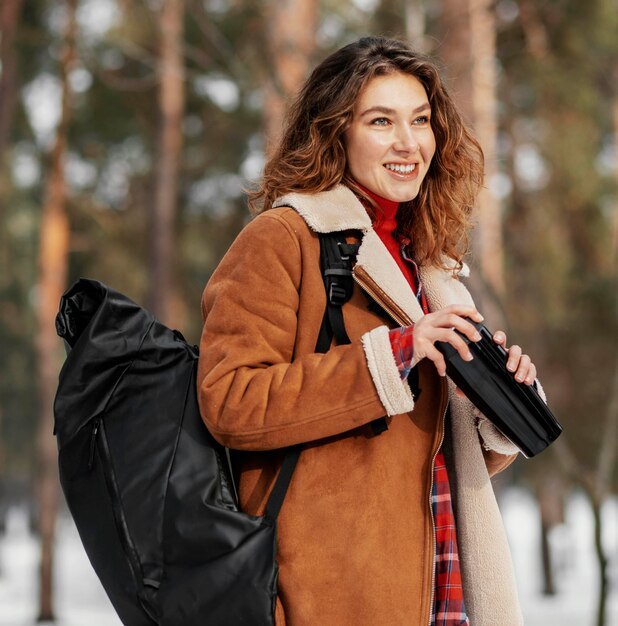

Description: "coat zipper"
353 265 450 626
352 268 412 327
427 396 449 626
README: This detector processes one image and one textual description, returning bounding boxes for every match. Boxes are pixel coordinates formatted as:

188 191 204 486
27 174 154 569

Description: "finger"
415 312 479 346
438 328 474 362
424 345 448 377
455 386 467 398
524 362 537 385
441 304 484 324
435 313 483 344
459 318 483 344
493 330 507 346
447 326 480 361
514 354 531 383
506 344 522 373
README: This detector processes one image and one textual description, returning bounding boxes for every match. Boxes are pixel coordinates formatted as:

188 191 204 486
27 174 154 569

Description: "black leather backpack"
53 233 379 626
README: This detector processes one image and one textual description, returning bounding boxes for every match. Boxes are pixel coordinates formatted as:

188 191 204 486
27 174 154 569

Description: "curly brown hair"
248 36 484 269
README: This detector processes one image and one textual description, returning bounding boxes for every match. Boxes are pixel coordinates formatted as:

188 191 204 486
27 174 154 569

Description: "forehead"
354 72 429 112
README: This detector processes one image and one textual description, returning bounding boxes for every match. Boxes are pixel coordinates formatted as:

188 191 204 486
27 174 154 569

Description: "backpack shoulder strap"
264 446 302 521
264 230 384 521
318 232 388 435
317 231 360 348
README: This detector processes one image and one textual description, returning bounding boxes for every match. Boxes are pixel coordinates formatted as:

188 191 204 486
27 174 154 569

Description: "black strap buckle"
329 282 348 306
338 242 360 260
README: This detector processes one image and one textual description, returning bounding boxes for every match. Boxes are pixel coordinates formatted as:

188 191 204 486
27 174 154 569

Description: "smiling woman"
198 36 538 626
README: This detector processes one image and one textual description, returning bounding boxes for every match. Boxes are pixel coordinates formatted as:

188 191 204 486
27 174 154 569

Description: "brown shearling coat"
198 185 525 626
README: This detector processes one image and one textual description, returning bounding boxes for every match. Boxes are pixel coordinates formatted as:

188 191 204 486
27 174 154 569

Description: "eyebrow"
359 103 431 117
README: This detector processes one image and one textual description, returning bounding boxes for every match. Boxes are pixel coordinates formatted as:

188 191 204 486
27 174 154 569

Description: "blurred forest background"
0 0 617 624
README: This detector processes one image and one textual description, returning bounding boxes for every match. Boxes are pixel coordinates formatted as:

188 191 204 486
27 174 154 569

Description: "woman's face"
344 72 436 203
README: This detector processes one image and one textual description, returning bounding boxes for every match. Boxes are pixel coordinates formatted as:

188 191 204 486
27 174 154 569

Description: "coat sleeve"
478 377 550 476
197 212 411 451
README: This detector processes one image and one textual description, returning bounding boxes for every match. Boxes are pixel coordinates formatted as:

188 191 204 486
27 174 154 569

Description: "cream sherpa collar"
273 184 372 233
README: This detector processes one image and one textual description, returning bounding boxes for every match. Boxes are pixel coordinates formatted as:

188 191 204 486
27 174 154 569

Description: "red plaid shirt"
367 188 470 626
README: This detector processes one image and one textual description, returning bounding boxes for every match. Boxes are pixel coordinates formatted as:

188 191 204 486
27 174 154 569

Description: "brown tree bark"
518 0 549 61
263 0 318 156
468 0 503 299
373 0 406 39
613 71 618 261
149 0 185 327
0 0 25 538
438 1 504 327
438 2 474 121
0 0 23 158
404 0 426 49
536 474 565 596
592 356 618 626
35 0 77 620
0 0 25 277
374 0 426 47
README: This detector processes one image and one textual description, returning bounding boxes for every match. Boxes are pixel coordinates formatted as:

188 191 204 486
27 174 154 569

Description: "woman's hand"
411 304 484 376
492 331 537 385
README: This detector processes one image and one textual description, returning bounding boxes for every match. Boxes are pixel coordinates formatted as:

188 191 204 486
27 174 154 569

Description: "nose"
393 124 419 153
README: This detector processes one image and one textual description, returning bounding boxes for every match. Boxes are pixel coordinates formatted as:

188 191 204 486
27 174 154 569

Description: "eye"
370 117 390 127
413 115 430 125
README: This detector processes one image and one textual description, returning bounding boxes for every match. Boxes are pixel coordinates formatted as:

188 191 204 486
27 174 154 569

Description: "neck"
354 181 399 227
356 182 399 218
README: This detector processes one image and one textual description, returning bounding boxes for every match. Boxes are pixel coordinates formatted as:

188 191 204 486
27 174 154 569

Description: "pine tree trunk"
468 0 503 299
590 493 609 626
35 0 77 620
438 2 474 121
263 0 317 155
593 358 618 626
0 0 23 159
438 1 503 326
404 0 426 49
0 0 24 279
539 515 554 595
0 0 24 541
612 77 618 258
149 0 185 326
373 0 407 39
536 475 564 596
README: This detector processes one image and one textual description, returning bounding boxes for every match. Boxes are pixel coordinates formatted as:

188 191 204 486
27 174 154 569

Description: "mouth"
383 163 419 178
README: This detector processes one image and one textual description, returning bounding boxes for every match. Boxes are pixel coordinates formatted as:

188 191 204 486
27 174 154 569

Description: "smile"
384 163 417 174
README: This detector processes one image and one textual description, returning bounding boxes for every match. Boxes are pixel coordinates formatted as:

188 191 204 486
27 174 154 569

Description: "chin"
389 189 420 203
378 181 420 203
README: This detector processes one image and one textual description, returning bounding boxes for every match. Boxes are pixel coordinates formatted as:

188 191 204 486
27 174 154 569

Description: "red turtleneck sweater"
359 185 470 626
363 186 426 378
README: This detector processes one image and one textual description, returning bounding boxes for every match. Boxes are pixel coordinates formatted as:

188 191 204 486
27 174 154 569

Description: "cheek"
344 131 368 172
425 131 437 162
419 134 437 183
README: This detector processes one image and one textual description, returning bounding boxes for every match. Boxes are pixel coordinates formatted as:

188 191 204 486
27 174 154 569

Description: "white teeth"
385 163 416 174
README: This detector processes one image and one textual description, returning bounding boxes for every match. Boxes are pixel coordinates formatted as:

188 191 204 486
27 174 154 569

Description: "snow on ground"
502 489 618 626
0 488 616 626
0 508 121 626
